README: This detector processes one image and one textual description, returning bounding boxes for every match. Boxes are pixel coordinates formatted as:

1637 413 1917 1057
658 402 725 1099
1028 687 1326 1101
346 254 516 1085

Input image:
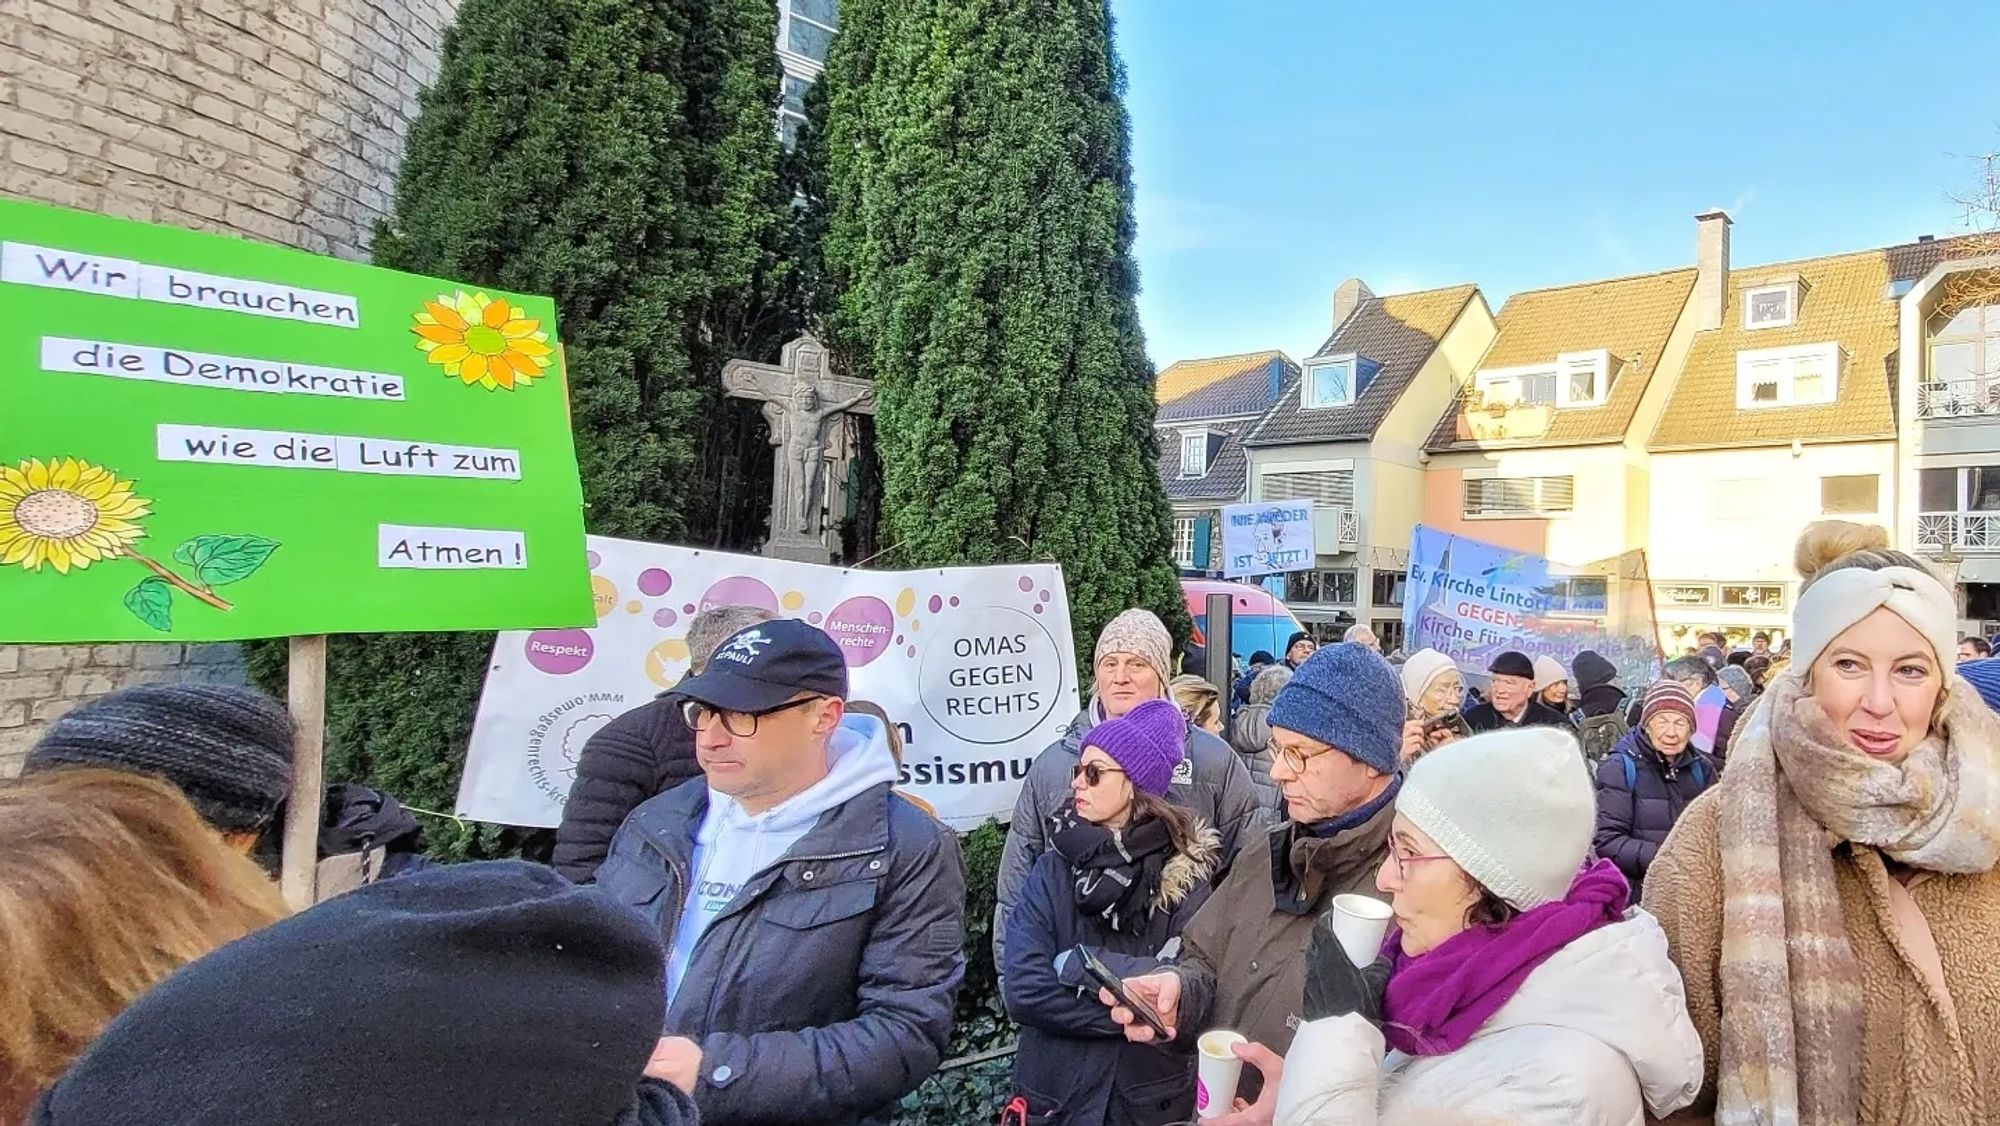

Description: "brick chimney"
1695 210 1731 331
1331 277 1374 332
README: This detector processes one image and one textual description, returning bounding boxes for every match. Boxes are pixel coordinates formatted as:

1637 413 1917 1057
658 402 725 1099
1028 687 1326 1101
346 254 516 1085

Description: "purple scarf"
1379 859 1629 1056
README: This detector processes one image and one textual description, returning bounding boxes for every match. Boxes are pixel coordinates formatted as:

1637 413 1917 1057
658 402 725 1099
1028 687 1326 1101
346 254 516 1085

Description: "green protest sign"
0 199 593 642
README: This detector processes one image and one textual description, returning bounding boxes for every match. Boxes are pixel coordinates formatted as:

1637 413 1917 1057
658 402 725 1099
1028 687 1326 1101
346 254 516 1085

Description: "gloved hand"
1303 913 1392 1026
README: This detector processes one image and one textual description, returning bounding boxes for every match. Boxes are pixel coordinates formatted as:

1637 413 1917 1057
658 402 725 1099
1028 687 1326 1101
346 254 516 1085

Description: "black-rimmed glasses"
679 696 821 737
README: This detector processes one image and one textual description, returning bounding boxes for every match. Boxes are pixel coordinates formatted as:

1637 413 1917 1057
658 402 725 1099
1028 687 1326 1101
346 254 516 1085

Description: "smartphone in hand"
1073 944 1173 1041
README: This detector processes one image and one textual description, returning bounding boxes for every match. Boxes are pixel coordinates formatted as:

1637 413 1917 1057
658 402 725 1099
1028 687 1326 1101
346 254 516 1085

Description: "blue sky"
1114 1 2000 368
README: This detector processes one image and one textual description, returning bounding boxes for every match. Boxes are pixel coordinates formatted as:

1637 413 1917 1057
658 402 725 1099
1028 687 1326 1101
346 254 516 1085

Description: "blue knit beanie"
1267 642 1404 773
1959 658 2000 714
1082 698 1187 796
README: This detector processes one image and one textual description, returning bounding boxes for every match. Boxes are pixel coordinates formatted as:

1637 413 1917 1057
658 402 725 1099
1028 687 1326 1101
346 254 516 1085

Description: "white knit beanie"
1399 648 1457 706
1532 655 1568 692
1396 726 1595 909
1093 609 1174 699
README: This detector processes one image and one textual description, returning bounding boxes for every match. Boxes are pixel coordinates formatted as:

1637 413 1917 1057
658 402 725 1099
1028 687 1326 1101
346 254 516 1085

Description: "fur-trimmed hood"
1156 820 1222 911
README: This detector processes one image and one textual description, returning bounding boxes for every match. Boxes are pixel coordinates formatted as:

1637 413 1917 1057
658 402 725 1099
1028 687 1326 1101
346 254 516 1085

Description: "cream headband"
1791 565 1957 671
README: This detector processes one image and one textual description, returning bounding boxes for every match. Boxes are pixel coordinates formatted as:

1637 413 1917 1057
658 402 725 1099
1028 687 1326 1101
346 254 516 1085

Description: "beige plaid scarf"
1715 672 2000 1126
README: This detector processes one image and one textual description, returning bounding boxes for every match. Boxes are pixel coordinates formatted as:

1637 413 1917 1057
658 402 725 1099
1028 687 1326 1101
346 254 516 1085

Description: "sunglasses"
1071 762 1128 787
679 695 822 737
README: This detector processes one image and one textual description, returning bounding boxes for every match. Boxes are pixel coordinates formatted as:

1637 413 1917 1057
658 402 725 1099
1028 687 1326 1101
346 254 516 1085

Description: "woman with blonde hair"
1644 520 2000 1124
1169 674 1225 737
0 769 286 1122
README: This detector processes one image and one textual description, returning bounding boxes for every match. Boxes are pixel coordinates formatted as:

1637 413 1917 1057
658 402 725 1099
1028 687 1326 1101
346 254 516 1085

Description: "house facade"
1155 351 1299 574
1421 260 1700 583
1243 280 1495 650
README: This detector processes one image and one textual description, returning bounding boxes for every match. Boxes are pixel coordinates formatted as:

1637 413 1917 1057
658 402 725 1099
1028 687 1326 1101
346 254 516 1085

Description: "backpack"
1618 745 1713 791
1575 713 1628 766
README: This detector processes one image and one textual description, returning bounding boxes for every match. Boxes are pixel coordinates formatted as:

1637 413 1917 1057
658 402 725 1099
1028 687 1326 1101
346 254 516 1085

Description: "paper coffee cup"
1329 893 1393 968
1194 1030 1247 1119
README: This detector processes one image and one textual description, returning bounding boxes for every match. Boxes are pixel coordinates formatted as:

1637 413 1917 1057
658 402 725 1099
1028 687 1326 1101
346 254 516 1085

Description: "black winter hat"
1488 651 1536 680
26 683 292 833
1572 650 1619 691
1249 649 1276 667
34 861 679 1126
1285 631 1313 653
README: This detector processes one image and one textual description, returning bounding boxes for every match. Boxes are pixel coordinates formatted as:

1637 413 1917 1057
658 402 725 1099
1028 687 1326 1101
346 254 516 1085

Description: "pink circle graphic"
907 645 917 658
824 595 895 667
808 612 824 625
699 576 779 614
949 596 961 607
683 602 697 615
1033 603 1044 614
638 568 673 597
927 594 943 613
586 550 602 569
1017 576 1034 592
1039 589 1051 603
524 629 595 675
894 634 904 646
653 608 678 628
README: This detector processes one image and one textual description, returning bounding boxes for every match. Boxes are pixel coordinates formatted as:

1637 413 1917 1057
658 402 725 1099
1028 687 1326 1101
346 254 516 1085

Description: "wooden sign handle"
280 634 328 909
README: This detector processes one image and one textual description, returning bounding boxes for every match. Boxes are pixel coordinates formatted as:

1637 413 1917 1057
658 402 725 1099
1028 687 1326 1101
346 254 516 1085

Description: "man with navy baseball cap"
595 619 967 1126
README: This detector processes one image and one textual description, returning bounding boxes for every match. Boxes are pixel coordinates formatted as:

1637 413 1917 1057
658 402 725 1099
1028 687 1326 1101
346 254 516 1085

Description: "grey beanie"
27 683 294 833
1717 665 1754 700
1248 663 1294 707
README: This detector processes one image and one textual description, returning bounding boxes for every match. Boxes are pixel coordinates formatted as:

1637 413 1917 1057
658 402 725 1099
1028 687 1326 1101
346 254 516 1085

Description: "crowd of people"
6 517 2000 1126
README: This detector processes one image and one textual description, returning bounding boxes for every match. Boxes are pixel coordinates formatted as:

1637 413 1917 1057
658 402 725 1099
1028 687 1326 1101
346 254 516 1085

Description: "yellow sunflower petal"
482 299 511 329
462 353 489 383
426 300 469 332
0 464 29 494
502 318 541 339
415 323 467 345
50 458 83 490
23 460 51 490
509 337 553 358
428 343 471 365
43 541 69 574
456 292 487 324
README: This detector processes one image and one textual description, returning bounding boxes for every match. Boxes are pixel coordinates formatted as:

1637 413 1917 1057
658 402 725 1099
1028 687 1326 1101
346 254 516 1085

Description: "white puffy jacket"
1273 909 1702 1126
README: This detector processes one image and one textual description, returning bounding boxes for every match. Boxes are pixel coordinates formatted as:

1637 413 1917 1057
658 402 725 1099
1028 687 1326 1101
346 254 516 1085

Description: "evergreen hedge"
817 0 1191 667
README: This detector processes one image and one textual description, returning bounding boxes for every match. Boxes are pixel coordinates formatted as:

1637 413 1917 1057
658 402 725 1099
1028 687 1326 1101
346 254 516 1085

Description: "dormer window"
1744 281 1801 330
1179 429 1209 477
1736 342 1840 408
1556 349 1611 407
1303 356 1356 409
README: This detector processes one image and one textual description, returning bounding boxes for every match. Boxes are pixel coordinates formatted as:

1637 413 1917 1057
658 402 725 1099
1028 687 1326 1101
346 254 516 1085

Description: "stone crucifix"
721 335 876 558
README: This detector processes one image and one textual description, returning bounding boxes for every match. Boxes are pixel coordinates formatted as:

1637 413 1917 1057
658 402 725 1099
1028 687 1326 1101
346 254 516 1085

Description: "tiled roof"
1243 285 1480 447
1158 421 1250 502
1648 237 1977 450
1157 354 1295 423
1426 269 1696 452
1157 350 1293 408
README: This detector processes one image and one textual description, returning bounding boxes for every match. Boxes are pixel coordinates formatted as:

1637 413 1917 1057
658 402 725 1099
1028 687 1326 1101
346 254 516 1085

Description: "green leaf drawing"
124 577 173 632
172 534 280 587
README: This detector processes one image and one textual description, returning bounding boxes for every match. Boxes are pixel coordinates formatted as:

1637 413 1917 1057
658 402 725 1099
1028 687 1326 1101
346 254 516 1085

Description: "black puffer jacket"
1591 729 1717 899
1003 825 1220 1126
551 697 701 883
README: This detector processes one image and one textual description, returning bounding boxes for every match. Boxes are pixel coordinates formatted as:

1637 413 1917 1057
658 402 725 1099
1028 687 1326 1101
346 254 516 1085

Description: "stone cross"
721 335 876 562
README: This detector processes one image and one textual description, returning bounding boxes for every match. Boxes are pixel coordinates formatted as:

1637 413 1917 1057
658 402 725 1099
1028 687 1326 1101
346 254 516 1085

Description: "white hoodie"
664 713 900 1002
1273 909 1703 1126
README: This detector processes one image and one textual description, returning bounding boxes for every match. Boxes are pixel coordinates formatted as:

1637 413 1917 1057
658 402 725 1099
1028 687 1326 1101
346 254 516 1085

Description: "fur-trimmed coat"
1644 684 2000 1125
1002 824 1222 1126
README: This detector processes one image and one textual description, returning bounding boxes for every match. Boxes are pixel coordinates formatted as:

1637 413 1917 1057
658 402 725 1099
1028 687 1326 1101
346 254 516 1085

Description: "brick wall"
1 0 458 772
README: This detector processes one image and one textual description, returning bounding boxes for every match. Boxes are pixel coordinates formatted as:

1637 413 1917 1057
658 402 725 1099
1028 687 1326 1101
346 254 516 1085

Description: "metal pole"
1204 593 1232 700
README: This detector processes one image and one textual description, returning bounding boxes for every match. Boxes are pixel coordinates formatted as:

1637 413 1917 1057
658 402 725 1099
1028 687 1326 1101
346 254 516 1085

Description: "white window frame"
1171 517 1196 567
1555 349 1611 408
1460 474 1575 518
1474 362 1558 408
1178 429 1209 478
1735 342 1840 409
776 1 838 74
1743 283 1798 330
1301 354 1357 410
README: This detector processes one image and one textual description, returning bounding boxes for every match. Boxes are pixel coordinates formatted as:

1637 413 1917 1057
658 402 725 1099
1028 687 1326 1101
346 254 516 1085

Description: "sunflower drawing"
1 456 281 632
0 457 149 574
411 291 554 391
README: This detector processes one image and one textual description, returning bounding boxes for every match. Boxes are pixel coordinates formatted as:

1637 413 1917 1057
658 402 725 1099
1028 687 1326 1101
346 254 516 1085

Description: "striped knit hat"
1640 679 1698 729
27 683 294 834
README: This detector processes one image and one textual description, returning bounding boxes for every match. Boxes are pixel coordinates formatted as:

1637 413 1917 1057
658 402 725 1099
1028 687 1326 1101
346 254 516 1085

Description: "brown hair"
1168 674 1221 732
1464 884 1521 930
0 769 287 1103
843 699 903 765
1795 519 1936 591
1126 790 1204 859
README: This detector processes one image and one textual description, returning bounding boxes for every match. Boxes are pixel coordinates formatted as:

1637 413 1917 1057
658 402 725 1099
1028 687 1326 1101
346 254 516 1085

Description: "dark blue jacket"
1592 729 1717 899
1002 831 1219 1126
596 779 966 1126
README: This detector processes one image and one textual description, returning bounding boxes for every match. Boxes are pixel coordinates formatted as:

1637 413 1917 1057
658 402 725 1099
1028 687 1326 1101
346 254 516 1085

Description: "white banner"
457 537 1079 830
1220 500 1317 578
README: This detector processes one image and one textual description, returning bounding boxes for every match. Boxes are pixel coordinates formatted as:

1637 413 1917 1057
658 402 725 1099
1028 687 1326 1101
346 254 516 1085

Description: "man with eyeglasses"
1101 642 1402 1120
994 608 1262 968
594 619 967 1126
